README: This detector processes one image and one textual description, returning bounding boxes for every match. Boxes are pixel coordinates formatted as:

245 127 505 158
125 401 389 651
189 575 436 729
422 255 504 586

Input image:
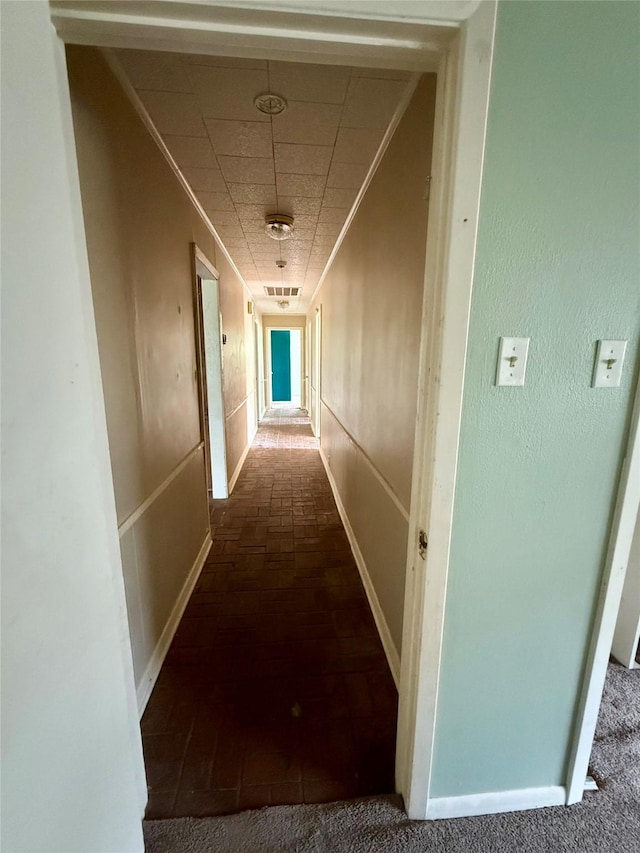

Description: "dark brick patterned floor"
142 408 398 818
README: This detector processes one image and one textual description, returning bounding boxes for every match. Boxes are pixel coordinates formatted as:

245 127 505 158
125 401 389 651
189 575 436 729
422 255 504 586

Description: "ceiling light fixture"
277 300 290 310
254 92 288 115
265 213 294 241
275 259 287 269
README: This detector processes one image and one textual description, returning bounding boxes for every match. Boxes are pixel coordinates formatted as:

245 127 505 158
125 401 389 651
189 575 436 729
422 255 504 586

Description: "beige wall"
67 47 255 701
311 75 436 658
262 313 307 329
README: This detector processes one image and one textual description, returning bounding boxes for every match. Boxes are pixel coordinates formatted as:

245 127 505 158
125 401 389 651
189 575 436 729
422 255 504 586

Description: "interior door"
193 275 212 494
271 330 291 402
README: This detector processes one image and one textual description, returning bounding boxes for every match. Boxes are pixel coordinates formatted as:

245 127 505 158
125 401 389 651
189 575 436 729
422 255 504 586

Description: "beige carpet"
144 661 640 852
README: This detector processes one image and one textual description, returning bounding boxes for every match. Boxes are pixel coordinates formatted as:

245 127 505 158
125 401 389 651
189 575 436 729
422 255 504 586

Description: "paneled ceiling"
114 49 417 313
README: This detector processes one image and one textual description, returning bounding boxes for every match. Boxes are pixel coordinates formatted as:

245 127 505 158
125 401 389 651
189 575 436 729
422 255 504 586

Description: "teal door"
271 330 291 402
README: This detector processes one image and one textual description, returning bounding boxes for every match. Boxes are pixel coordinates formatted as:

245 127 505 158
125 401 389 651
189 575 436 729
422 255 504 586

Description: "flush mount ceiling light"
254 92 287 115
277 300 290 310
265 213 294 241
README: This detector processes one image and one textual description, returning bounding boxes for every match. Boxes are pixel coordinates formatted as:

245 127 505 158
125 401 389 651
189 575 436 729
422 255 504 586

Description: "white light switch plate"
592 340 627 388
496 337 530 386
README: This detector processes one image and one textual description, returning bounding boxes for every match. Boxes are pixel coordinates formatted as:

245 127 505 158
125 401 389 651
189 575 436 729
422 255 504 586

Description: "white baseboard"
425 785 566 819
136 533 212 717
229 441 252 494
319 447 401 686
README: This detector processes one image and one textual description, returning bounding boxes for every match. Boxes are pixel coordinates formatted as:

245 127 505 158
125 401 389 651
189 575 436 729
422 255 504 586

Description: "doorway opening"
193 246 228 499
54 0 499 827
268 328 303 408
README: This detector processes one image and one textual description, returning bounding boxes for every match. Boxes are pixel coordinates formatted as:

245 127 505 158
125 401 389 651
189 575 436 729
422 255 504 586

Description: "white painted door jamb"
565 370 640 803
194 245 229 499
395 1 498 820
611 510 640 669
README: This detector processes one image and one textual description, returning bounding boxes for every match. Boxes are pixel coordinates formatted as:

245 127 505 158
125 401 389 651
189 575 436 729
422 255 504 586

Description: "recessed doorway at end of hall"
268 327 303 408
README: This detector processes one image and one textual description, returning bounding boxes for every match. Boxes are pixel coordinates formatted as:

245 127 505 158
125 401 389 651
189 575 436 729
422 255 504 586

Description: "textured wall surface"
432 1 640 797
311 75 436 654
67 47 254 692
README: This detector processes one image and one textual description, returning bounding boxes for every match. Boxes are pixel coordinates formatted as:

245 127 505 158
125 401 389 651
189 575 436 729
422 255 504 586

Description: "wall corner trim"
136 533 212 717
319 447 401 686
425 785 567 820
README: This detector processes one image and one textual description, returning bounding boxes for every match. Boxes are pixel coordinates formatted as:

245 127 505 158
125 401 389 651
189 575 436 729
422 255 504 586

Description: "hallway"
141 408 398 818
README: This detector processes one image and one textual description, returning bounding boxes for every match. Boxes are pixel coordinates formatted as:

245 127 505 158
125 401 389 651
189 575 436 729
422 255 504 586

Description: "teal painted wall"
271 330 292 401
431 1 640 797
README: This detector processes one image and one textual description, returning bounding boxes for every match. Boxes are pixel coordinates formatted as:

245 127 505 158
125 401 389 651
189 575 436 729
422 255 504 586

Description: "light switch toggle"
496 337 530 386
593 340 627 388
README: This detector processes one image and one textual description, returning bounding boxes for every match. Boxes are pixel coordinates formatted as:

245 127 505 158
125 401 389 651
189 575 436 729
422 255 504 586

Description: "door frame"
311 306 322 439
565 371 640 802
51 0 498 820
265 326 303 407
611 510 640 670
192 245 229 499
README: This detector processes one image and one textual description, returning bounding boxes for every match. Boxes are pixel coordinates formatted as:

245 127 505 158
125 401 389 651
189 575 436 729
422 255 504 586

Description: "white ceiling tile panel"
341 77 408 129
242 224 268 237
350 66 412 81
207 210 242 228
227 184 278 205
218 156 275 185
277 196 322 216
318 206 349 224
315 223 342 238
235 203 273 222
280 241 313 255
181 55 267 70
288 214 317 229
313 231 340 246
279 262 307 272
196 191 235 211
213 228 247 246
180 166 227 192
247 241 281 258
327 161 369 190
272 101 342 146
323 187 358 208
163 136 217 169
284 229 316 243
309 250 331 264
205 119 273 158
332 126 384 164
140 91 206 137
116 50 192 92
269 61 351 105
276 173 326 198
274 143 333 177
188 66 270 121
248 238 282 252
229 249 255 262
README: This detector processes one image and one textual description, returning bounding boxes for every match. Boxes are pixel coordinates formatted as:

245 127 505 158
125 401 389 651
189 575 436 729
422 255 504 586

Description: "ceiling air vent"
264 286 300 297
